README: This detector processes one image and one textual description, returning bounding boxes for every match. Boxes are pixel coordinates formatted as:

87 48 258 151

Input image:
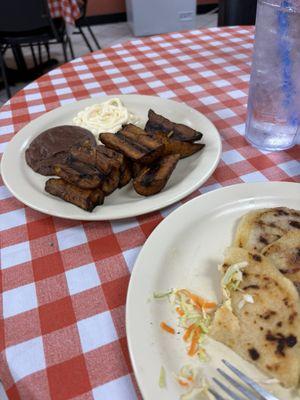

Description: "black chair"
218 0 258 26
0 0 74 98
73 0 101 52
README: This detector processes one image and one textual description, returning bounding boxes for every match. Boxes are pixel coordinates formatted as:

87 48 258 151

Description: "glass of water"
245 0 300 151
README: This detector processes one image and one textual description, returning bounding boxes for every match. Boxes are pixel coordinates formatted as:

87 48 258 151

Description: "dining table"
48 0 81 26
0 25 299 400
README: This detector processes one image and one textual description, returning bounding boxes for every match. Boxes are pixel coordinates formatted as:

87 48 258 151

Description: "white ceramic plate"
126 182 300 400
1 95 221 220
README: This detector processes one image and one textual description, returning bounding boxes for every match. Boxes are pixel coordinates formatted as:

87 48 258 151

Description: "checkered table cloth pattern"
48 0 81 25
0 26 299 400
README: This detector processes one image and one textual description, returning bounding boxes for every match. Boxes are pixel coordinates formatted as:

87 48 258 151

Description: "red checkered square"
43 325 82 366
95 254 129 283
4 309 41 348
88 234 121 261
2 262 34 292
84 342 129 387
60 244 93 271
15 371 51 400
32 252 65 281
102 275 130 310
27 217 56 241
71 286 108 321
39 296 76 334
47 355 91 400
35 273 69 306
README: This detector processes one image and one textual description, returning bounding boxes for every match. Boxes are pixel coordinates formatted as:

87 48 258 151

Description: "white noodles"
72 98 139 138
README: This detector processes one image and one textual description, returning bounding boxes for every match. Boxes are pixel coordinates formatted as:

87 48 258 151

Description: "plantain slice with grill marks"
145 109 203 142
133 154 180 196
53 161 102 189
99 131 164 164
148 131 205 159
70 143 113 176
45 178 104 212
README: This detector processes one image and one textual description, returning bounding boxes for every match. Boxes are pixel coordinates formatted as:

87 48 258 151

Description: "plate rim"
125 181 300 400
1 94 222 221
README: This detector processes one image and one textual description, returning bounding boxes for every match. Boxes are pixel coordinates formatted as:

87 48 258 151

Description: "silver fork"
209 359 280 400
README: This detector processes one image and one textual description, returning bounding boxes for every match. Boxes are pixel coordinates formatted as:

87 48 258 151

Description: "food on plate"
54 162 102 189
262 231 300 289
210 246 300 388
25 125 96 176
70 143 114 175
145 109 203 142
234 207 300 252
45 178 104 211
26 106 206 212
148 131 205 159
133 154 180 196
99 131 164 164
73 97 139 137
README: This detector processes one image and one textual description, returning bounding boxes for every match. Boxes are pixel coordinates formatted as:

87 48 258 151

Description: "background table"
48 0 81 25
0 26 299 400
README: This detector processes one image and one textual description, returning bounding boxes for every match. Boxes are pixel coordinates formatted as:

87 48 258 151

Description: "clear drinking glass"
245 0 300 151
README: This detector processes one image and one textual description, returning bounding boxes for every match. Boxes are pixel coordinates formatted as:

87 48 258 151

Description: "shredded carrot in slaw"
188 327 201 356
178 289 216 309
160 321 175 335
183 323 196 342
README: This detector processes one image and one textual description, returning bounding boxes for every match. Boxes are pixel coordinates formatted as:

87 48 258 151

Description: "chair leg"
0 49 11 99
38 43 42 65
78 26 93 52
44 43 50 61
67 35 75 59
61 40 68 63
86 25 101 50
30 44 38 67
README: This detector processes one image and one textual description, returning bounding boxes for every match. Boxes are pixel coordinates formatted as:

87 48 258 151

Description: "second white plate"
126 182 300 400
1 95 221 220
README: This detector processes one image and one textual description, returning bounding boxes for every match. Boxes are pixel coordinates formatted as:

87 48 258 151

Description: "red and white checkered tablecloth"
48 0 81 25
0 26 299 400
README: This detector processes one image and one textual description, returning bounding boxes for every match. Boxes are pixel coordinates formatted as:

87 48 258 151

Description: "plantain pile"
45 109 205 212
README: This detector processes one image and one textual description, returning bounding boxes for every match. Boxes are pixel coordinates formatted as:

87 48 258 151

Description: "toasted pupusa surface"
262 231 300 288
210 247 300 388
234 207 300 252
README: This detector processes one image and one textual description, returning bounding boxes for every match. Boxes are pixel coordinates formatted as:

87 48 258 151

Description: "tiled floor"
0 12 218 106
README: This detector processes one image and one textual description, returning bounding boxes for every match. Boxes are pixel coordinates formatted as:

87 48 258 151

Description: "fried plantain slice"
99 132 164 164
145 109 203 142
133 154 180 196
148 131 205 158
45 178 104 212
53 161 102 189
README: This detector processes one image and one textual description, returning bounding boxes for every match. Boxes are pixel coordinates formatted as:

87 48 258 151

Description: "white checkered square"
1 125 14 135
164 67 179 74
214 80 230 88
25 93 42 101
92 375 137 400
215 108 236 119
211 57 226 64
200 95 218 105
222 150 245 165
1 241 31 269
0 185 12 200
51 77 67 85
106 68 120 75
159 90 176 99
56 226 87 251
111 219 139 234
123 246 142 273
84 82 100 90
138 72 153 79
66 263 100 295
77 312 117 353
145 52 159 59
224 65 240 73
186 85 203 94
187 62 202 69
228 90 246 99
0 208 26 231
55 87 72 96
120 86 136 94
112 77 128 84
3 283 38 318
130 63 144 70
154 59 168 66
6 337 46 382
148 80 164 89
278 160 300 177
74 65 88 71
98 60 112 67
28 105 46 114
199 70 216 78
123 56 136 62
0 110 12 119
174 75 190 83
241 171 269 183
79 73 94 80
233 123 246 135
